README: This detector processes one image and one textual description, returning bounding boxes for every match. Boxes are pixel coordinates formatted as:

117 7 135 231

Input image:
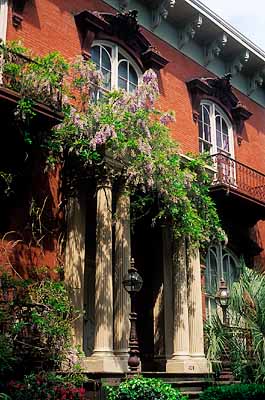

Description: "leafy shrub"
105 376 188 400
6 373 85 400
0 274 80 377
199 384 265 400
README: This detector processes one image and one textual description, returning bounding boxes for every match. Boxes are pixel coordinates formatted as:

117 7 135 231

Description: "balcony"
0 45 63 125
210 153 265 225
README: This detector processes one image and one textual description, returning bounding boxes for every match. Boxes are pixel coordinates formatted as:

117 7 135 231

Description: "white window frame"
199 100 235 159
91 40 141 92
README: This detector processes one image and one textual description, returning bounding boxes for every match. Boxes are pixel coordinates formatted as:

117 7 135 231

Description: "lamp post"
122 258 143 373
215 278 230 326
215 278 233 381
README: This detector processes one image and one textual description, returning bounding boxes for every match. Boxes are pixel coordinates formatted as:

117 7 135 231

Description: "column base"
166 357 211 374
81 355 129 373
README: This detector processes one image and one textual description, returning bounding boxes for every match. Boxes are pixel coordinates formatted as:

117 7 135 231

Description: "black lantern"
216 279 230 325
122 259 143 294
122 258 143 373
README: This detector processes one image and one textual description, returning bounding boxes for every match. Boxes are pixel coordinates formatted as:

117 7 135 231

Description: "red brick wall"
7 0 265 172
6 0 265 264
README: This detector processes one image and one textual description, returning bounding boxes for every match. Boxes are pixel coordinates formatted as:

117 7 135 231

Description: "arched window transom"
91 41 140 93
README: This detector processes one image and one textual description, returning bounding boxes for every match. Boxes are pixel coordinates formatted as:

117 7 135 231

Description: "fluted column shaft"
93 177 113 355
114 188 130 356
172 238 190 358
187 247 205 357
162 226 173 359
64 194 86 348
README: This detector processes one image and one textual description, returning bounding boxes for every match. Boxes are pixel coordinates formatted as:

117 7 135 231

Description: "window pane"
222 119 228 135
118 76 127 90
217 130 222 148
203 104 210 126
216 115 221 133
204 123 211 142
102 68 111 90
102 47 111 71
118 60 128 79
91 46 100 67
223 134 229 152
129 65 138 85
129 82 137 93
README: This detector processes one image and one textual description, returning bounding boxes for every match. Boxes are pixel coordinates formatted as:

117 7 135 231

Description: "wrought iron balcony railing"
0 46 62 111
211 153 265 205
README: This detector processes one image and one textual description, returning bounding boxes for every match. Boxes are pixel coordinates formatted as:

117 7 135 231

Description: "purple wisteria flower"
160 112 175 126
90 124 117 150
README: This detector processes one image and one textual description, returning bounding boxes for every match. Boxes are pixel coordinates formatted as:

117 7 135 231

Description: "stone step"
182 390 202 399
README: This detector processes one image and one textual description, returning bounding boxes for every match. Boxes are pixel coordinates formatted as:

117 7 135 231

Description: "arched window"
198 101 234 158
205 245 240 319
91 41 140 93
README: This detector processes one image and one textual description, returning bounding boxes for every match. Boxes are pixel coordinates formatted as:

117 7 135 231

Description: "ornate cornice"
187 74 252 143
75 10 169 70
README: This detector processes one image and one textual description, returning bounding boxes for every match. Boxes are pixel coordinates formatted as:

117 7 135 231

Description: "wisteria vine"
45 56 224 246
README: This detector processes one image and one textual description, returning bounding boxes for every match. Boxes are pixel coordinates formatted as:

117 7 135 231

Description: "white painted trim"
184 0 265 63
200 100 234 159
0 0 8 42
92 40 142 91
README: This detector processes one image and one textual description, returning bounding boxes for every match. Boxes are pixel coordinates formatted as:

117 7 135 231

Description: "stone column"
166 238 191 372
83 176 123 372
114 187 130 364
187 246 210 373
64 194 86 349
162 226 173 360
93 176 113 356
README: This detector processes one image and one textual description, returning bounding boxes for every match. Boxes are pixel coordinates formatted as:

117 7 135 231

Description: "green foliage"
205 266 265 383
105 376 188 400
0 41 68 124
0 275 80 377
1 42 225 246
0 171 13 198
49 57 224 247
5 372 86 400
199 384 265 400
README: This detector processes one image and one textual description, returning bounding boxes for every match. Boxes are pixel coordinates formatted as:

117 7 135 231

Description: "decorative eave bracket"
186 74 252 143
75 10 169 70
178 14 203 49
248 68 265 96
12 0 28 28
151 0 176 30
227 50 250 76
204 33 228 66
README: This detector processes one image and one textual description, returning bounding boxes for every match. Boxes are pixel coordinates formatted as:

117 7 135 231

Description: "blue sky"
200 0 265 51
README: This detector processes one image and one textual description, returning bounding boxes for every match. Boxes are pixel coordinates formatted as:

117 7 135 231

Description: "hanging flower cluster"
45 56 224 246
